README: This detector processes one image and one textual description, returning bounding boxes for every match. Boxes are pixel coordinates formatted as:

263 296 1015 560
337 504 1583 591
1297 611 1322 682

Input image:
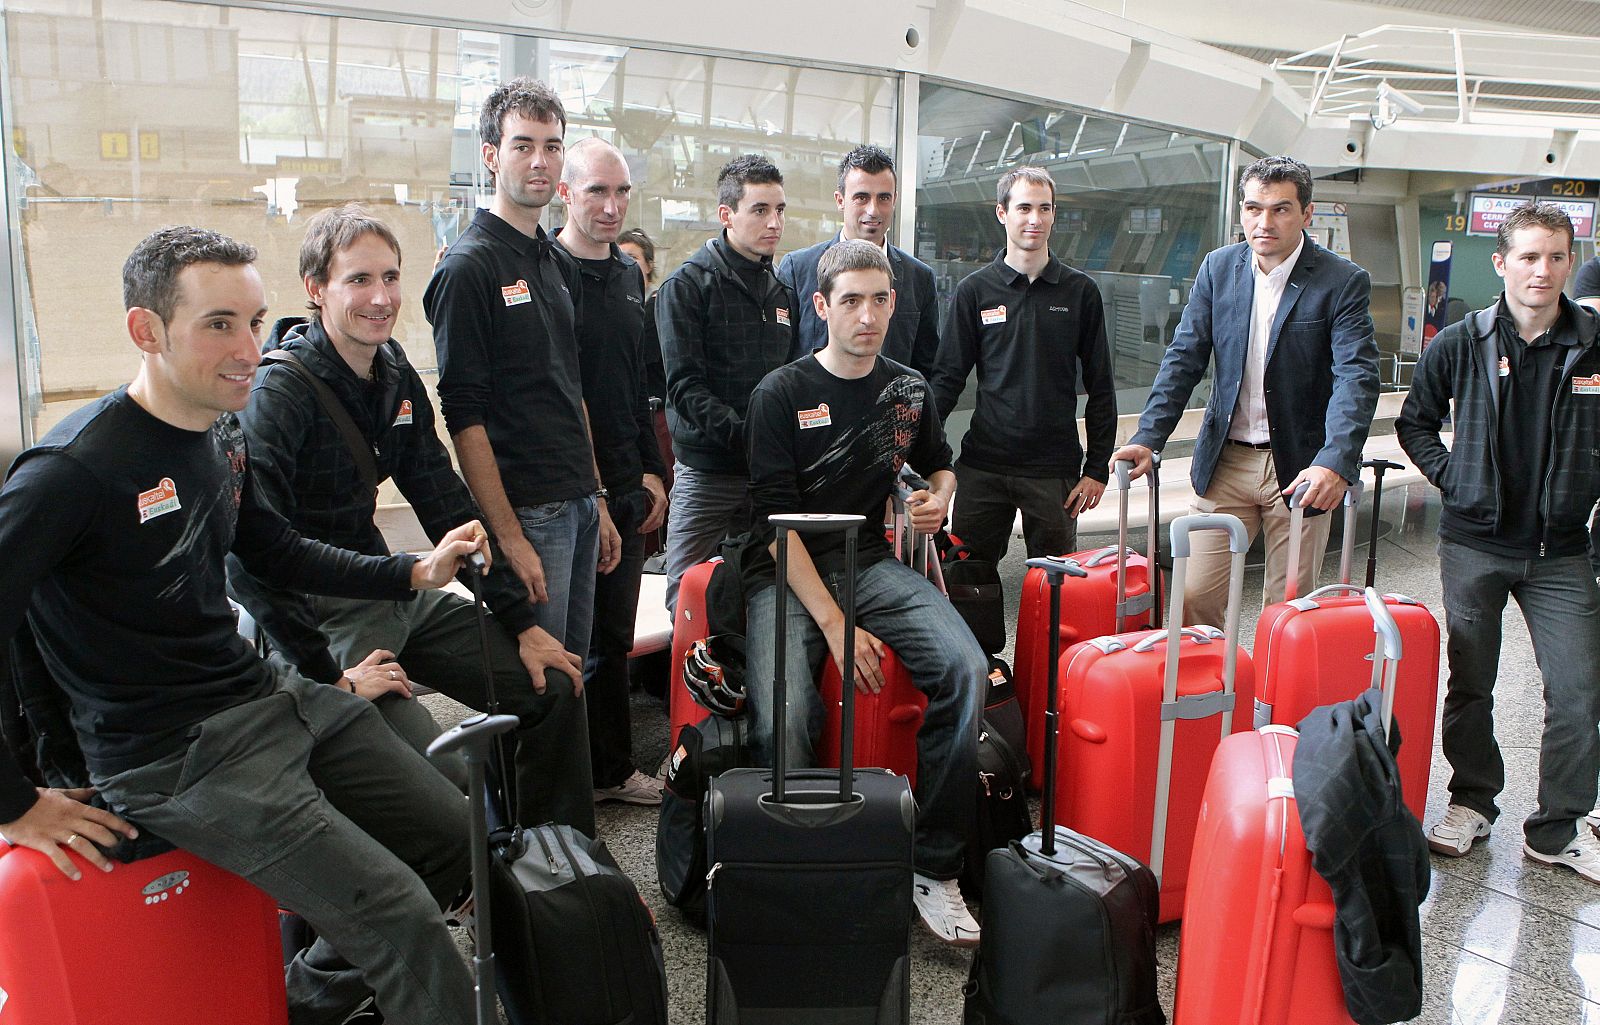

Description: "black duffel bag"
656 713 752 925
960 659 1033 898
938 536 1005 655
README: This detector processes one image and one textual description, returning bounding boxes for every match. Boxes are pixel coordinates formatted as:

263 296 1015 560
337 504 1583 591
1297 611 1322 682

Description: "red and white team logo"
797 403 832 429
1573 374 1600 395
137 477 181 524
393 399 414 426
501 279 532 307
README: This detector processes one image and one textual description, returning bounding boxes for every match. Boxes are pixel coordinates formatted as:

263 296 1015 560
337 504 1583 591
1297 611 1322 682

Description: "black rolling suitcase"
428 569 669 1025
705 513 916 1025
963 557 1165 1025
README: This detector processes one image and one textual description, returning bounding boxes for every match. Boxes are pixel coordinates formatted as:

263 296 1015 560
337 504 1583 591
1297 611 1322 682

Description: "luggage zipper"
531 826 559 874
552 827 621 1022
978 771 994 797
705 862 722 887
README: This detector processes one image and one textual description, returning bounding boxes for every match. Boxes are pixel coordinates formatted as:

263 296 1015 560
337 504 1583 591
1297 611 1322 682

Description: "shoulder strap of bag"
261 350 379 496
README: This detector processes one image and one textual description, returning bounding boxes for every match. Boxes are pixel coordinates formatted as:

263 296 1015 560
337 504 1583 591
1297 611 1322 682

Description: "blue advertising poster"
1423 240 1453 351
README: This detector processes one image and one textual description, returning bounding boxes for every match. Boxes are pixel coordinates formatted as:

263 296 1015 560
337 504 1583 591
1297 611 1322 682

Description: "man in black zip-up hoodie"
1397 201 1600 881
657 154 799 610
229 206 596 848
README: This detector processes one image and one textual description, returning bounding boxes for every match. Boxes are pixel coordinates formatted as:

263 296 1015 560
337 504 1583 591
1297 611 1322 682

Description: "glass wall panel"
915 80 1228 415
3 0 896 466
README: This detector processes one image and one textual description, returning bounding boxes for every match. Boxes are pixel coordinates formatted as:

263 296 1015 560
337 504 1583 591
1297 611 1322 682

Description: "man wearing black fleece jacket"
656 153 798 611
0 227 487 1025
1398 202 1600 882
930 165 1116 568
228 204 595 838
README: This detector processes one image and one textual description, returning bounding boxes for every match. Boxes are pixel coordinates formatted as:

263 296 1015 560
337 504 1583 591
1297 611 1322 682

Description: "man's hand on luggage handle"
1283 466 1347 512
412 520 493 590
0 787 138 880
1109 444 1155 480
905 489 947 534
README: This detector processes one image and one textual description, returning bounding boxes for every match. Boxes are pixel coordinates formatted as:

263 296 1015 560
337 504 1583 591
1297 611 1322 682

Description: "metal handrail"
1274 25 1600 127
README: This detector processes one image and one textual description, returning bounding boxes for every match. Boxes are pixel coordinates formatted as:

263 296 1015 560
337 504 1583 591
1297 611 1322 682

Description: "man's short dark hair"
996 166 1055 209
478 76 567 149
717 154 783 211
299 204 401 311
817 238 892 301
1239 155 1314 209
122 226 257 323
1496 201 1575 255
837 144 897 194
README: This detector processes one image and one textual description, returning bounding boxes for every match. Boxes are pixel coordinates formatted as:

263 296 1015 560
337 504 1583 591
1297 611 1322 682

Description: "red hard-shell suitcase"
1253 463 1438 820
1014 458 1161 781
0 844 288 1025
818 646 927 788
669 558 719 747
1051 511 1255 922
1174 724 1350 1025
1177 589 1405 1025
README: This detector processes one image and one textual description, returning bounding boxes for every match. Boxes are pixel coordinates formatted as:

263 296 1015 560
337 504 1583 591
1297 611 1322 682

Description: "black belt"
1226 438 1273 450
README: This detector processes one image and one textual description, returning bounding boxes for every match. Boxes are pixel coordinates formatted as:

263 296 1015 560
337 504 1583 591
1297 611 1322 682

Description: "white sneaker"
1427 804 1490 857
1524 830 1600 884
593 770 664 806
1586 808 1600 835
912 873 980 947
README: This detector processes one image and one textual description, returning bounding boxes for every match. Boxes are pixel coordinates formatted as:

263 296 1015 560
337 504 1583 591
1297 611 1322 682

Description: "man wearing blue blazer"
1112 155 1379 627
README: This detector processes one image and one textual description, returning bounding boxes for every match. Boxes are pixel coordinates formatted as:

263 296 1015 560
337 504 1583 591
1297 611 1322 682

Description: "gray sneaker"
594 769 664 806
1427 804 1490 857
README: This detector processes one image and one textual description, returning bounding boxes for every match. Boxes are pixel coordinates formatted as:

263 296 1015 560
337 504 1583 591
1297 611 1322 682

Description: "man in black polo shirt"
230 203 595 846
425 76 620 668
554 138 670 805
1398 201 1600 880
777 144 941 375
929 165 1116 567
657 154 798 611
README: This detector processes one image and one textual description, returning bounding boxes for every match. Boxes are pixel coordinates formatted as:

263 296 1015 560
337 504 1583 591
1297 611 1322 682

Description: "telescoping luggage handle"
892 467 944 594
1080 454 1162 627
1363 585 1404 732
1284 477 1365 599
1361 458 1406 589
1145 512 1249 883
771 513 868 805
1022 555 1089 859
426 552 517 1025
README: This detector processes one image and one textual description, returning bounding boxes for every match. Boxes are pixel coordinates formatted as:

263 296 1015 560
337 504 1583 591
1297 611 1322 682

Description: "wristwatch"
595 486 610 500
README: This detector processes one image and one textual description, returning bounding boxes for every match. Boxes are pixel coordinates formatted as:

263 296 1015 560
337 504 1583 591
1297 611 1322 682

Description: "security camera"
1377 82 1426 116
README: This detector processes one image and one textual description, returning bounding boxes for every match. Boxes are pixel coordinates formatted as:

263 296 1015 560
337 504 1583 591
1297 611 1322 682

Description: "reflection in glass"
915 81 1227 415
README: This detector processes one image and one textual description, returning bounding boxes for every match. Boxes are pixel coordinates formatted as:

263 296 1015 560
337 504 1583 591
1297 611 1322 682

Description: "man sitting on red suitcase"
744 238 988 946
0 227 484 1025
1398 201 1600 880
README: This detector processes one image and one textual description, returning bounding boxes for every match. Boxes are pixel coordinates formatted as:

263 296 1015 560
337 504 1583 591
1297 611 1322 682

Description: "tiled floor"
427 483 1600 1024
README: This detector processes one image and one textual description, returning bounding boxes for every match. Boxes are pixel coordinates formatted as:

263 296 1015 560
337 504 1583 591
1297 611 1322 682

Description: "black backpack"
937 535 1006 655
656 713 753 925
961 658 1033 897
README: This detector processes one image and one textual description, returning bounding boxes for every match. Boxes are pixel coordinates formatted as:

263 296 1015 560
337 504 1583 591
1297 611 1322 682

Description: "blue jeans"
663 463 749 613
744 557 986 878
516 495 600 661
1437 540 1600 854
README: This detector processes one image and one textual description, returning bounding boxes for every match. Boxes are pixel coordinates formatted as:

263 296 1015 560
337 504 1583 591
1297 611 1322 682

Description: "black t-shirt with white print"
746 354 954 574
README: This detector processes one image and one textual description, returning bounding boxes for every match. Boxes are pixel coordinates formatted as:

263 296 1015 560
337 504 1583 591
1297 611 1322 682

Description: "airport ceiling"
1359 0 1600 38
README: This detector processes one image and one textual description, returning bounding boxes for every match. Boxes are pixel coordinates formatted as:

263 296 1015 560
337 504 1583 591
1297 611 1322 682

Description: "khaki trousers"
1184 443 1334 627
